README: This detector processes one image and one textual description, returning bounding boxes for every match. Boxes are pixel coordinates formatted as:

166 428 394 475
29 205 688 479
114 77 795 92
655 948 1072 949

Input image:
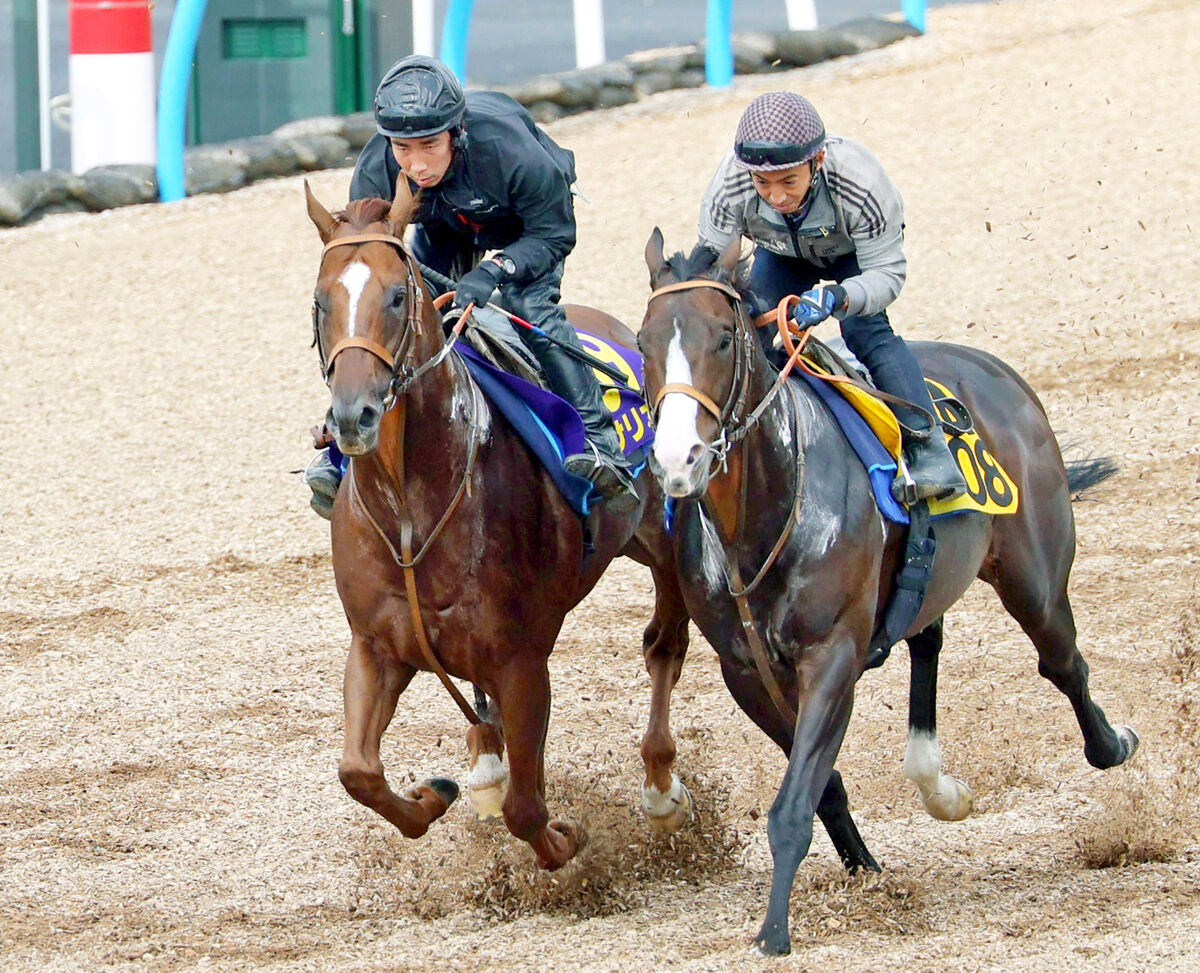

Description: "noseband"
314 232 454 409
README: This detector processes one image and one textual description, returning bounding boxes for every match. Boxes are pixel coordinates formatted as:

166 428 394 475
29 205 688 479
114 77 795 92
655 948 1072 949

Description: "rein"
318 229 482 727
647 278 805 724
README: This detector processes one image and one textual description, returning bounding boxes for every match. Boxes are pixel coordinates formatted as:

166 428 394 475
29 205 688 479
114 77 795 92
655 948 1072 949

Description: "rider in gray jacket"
699 90 965 503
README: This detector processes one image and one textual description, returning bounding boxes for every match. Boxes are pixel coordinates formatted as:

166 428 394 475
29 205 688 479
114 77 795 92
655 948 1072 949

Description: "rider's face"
390 131 455 188
750 153 823 215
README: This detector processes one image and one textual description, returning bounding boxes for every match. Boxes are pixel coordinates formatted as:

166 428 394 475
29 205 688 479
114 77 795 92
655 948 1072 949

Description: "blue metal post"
705 0 733 88
902 0 927 33
156 0 208 202
439 0 476 82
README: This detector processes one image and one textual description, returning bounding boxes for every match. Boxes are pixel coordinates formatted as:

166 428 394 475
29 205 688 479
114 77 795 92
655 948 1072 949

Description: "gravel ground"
2 0 1198 969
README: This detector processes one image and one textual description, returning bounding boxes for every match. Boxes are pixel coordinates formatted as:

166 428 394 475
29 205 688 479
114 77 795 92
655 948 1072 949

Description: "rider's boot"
305 449 341 520
537 345 640 514
858 334 967 504
900 431 967 503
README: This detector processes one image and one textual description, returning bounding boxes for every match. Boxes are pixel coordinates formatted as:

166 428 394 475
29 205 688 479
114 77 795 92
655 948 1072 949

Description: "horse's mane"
333 194 419 236
665 243 754 300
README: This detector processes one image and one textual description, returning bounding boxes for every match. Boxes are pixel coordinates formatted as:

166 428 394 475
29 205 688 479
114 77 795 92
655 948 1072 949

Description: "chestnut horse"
303 181 696 869
636 231 1139 955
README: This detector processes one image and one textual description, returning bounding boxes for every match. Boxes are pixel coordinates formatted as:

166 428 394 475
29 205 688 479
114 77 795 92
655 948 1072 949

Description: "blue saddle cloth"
330 334 653 518
795 370 910 525
663 369 909 534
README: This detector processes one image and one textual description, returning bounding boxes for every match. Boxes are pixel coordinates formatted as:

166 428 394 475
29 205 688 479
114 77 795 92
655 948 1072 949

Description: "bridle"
313 228 483 727
645 276 808 725
647 278 802 475
313 232 460 410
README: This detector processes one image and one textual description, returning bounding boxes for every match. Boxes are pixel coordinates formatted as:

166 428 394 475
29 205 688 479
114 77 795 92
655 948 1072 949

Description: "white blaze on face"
652 322 705 486
337 261 372 337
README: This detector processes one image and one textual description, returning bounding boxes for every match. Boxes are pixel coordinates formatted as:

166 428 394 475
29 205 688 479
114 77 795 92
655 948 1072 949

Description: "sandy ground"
2 0 1199 969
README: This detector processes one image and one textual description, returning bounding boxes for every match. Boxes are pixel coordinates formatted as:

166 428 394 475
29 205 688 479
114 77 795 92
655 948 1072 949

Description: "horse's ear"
305 179 337 242
645 227 669 286
715 235 742 279
387 172 417 232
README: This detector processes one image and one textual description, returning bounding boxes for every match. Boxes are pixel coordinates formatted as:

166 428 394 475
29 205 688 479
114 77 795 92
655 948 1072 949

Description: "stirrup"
564 443 639 512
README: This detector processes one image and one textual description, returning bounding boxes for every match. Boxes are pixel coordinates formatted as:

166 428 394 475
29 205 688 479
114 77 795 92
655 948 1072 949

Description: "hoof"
549 819 588 858
426 776 460 806
467 779 508 820
752 931 791 957
403 776 459 824
924 776 973 822
1116 724 1140 763
641 774 693 834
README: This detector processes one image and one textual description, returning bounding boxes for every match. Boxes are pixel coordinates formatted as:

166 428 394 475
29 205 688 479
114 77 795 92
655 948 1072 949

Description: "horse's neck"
360 353 483 501
705 368 801 544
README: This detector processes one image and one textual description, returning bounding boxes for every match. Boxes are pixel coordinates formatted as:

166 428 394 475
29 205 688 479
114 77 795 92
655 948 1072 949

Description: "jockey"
306 54 637 518
698 90 966 503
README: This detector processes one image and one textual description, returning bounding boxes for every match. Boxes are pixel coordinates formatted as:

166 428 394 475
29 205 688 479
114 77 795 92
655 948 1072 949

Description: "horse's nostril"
358 406 378 432
686 443 705 467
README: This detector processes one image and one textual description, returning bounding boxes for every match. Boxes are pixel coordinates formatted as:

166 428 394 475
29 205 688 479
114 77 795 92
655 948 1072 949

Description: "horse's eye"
717 332 733 352
389 288 406 310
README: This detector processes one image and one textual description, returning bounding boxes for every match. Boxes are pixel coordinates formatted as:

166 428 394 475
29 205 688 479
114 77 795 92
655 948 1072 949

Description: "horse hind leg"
998 582 1138 769
903 618 974 821
339 634 459 838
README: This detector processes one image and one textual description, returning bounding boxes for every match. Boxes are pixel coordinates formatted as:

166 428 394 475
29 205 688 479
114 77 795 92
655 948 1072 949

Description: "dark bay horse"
636 230 1138 955
303 182 695 869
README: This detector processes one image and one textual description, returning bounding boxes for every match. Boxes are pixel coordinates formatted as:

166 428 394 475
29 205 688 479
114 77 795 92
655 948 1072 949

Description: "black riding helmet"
374 55 466 139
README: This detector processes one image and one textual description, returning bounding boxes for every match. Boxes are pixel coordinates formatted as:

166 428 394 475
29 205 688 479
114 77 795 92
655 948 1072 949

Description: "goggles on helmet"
734 139 821 169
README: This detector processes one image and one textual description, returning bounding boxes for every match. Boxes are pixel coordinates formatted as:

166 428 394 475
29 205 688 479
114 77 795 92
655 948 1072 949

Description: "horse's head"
638 228 757 499
305 178 434 456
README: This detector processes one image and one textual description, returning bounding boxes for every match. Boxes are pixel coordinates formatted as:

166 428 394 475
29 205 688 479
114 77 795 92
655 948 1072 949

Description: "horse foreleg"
339 633 459 838
466 719 507 819
718 657 877 872
903 618 974 821
755 638 857 958
495 657 585 870
639 566 693 833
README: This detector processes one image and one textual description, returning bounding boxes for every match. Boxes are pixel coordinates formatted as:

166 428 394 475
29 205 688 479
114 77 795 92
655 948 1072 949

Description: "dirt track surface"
3 1 1199 969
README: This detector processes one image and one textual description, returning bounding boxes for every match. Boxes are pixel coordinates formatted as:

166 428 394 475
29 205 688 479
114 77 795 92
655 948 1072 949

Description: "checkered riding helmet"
374 55 466 139
733 91 826 172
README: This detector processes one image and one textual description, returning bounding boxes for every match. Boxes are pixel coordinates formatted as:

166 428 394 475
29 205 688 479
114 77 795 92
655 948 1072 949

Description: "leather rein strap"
322 231 482 727
648 277 801 725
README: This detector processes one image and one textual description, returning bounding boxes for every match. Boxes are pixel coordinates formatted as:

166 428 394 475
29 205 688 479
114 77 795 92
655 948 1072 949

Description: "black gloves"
453 260 504 310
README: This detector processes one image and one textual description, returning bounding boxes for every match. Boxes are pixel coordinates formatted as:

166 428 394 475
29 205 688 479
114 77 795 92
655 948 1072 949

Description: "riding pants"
750 247 936 433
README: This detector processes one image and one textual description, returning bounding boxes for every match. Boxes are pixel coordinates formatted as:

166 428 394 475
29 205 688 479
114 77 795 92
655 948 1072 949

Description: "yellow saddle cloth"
799 348 1019 517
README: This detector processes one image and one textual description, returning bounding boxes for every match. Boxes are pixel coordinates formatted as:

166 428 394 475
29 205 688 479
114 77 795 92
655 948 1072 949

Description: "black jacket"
350 91 577 284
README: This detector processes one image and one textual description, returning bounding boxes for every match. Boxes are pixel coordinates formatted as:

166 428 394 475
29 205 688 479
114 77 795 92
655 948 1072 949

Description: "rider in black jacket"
306 55 637 517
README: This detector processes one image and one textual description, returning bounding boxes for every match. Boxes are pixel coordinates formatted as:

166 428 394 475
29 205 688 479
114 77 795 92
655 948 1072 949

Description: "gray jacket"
698 136 906 317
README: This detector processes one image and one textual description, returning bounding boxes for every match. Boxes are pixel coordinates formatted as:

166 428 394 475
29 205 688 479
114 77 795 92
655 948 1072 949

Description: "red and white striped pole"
69 0 156 173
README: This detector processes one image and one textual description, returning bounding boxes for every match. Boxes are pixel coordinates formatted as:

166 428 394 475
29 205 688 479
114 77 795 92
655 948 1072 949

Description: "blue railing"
154 0 929 201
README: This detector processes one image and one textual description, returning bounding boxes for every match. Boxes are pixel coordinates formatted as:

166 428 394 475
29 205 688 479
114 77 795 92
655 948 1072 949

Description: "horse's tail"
1061 442 1120 500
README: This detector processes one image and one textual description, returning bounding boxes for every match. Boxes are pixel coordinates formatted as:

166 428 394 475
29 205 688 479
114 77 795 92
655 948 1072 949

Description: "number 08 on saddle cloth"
799 352 1020 524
